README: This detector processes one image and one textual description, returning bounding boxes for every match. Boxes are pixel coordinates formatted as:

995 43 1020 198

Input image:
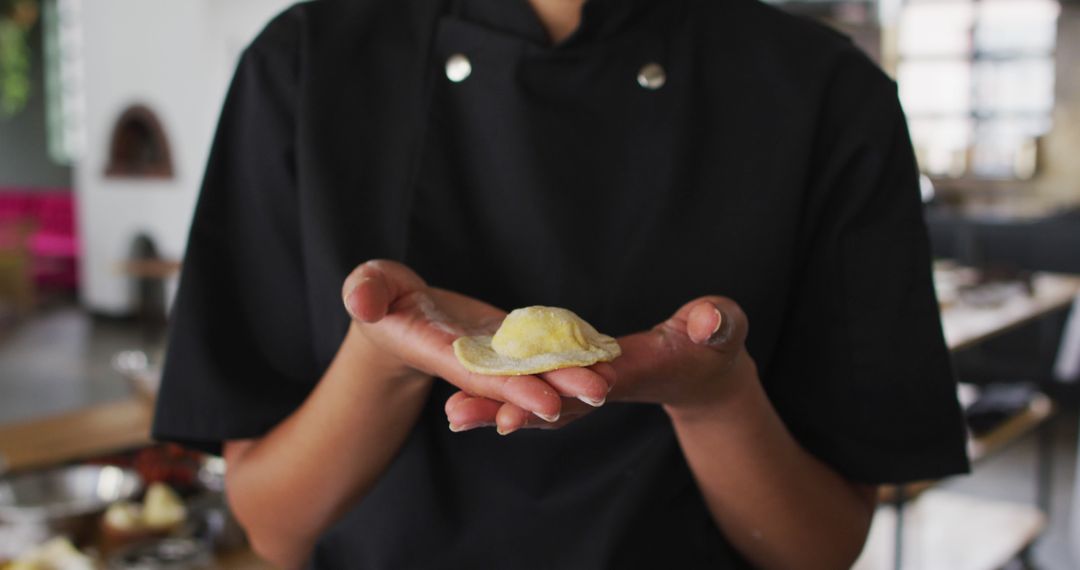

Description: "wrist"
662 350 763 426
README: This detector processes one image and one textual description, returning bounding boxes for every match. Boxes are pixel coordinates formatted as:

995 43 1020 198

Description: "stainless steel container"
0 465 143 542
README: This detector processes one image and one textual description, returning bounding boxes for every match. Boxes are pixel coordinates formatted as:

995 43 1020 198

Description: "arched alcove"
105 104 174 179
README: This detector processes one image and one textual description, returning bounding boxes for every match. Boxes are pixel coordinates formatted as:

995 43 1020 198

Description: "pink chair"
0 189 79 305
28 191 80 291
0 192 33 224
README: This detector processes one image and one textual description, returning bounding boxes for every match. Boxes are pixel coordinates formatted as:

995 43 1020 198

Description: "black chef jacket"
153 0 970 567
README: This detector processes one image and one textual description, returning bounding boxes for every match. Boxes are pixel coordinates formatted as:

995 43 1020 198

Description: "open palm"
342 260 615 424
444 295 751 433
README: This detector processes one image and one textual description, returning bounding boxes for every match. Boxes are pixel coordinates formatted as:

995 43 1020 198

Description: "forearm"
664 353 875 570
224 323 433 567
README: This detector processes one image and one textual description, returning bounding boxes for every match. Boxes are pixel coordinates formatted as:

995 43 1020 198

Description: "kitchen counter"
0 397 153 474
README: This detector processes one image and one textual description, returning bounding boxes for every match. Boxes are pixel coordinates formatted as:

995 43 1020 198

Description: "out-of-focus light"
920 174 936 204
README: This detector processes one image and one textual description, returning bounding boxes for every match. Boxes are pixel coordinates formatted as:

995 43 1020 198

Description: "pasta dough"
453 306 621 375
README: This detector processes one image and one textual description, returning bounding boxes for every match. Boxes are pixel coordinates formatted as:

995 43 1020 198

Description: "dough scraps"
453 306 621 376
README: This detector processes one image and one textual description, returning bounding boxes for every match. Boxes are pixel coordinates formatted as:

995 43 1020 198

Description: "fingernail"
708 308 733 346
449 422 491 433
342 288 358 318
534 411 560 423
497 425 518 436
343 277 375 320
578 395 606 408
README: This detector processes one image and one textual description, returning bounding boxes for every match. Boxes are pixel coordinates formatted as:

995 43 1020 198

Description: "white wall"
75 0 294 314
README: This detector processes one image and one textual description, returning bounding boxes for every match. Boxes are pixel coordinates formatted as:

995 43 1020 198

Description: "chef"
152 0 970 567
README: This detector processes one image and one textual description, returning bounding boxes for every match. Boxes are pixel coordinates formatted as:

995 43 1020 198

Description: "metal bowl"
112 350 162 400
0 465 143 542
108 537 213 570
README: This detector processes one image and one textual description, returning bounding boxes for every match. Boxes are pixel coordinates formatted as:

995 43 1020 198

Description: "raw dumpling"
453 306 621 375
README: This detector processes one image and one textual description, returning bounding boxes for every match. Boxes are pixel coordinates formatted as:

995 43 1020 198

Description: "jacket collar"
457 0 659 48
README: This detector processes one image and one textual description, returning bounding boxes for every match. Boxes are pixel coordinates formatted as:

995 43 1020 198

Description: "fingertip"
687 302 722 345
353 275 390 322
496 403 530 435
444 391 469 417
577 394 606 408
446 394 501 429
539 367 608 408
574 368 609 406
588 362 617 392
534 410 560 423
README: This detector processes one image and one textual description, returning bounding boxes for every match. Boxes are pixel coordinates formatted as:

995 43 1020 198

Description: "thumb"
342 260 427 323
681 297 748 353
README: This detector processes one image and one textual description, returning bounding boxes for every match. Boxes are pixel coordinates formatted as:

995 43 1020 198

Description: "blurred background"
0 0 1079 567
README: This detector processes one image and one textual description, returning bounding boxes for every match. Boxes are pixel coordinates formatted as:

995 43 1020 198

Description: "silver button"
637 62 666 90
446 53 472 83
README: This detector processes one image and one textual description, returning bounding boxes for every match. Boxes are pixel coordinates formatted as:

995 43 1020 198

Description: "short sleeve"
763 48 970 484
152 8 319 455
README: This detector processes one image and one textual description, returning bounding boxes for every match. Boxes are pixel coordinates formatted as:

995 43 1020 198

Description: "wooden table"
861 269 1080 570
873 270 1080 503
0 398 153 474
117 259 182 280
863 391 1053 568
939 271 1080 352
855 490 1047 570
0 398 273 567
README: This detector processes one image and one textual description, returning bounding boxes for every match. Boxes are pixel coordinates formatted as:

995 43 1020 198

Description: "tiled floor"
0 305 1078 567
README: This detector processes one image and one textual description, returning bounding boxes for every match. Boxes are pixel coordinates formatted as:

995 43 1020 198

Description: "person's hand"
341 260 615 427
444 296 752 433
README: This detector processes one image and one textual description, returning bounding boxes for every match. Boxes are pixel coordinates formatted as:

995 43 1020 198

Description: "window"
42 0 84 165
897 0 1059 179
